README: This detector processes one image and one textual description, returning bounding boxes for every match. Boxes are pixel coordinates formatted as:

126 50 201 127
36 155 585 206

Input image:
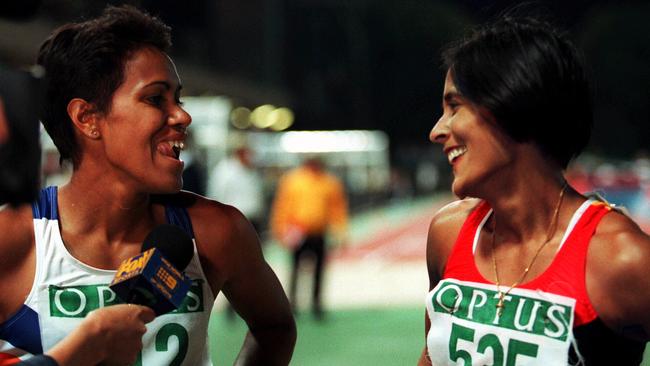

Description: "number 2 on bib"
132 323 189 366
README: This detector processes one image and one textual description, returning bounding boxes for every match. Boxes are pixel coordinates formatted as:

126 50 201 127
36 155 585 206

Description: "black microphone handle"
127 286 156 308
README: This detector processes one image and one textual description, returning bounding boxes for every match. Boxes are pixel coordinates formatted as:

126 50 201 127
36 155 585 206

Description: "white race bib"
426 279 576 366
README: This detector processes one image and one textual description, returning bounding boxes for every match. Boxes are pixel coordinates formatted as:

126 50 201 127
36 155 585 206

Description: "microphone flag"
110 247 191 315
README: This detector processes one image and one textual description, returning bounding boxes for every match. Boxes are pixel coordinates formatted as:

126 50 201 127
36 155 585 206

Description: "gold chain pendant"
491 183 567 316
495 292 506 316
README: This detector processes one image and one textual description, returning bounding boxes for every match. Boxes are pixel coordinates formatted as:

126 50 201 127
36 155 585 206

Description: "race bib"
426 279 576 366
40 280 208 366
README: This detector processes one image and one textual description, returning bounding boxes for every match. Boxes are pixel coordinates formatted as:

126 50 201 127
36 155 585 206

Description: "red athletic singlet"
425 199 644 365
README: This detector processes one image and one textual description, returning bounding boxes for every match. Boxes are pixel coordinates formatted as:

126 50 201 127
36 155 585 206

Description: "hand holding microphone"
98 224 194 364
25 225 194 366
25 304 154 366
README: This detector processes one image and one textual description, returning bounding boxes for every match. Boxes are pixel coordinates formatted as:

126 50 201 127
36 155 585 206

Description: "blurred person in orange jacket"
270 156 348 320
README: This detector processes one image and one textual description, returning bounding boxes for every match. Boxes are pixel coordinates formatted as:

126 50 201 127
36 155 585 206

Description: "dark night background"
1 0 649 161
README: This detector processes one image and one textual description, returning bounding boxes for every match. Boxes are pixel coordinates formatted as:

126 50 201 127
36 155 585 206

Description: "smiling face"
94 46 191 193
430 71 515 198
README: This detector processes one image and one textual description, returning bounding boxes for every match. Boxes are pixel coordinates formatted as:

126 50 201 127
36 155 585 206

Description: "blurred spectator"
270 156 348 320
207 146 264 231
41 150 71 188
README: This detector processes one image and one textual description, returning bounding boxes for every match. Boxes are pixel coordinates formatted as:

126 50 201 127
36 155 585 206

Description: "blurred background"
1 0 649 365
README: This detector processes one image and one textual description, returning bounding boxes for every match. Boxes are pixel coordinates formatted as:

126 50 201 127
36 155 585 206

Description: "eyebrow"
143 81 183 93
443 91 462 103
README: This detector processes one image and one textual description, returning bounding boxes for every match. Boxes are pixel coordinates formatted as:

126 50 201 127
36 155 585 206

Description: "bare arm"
417 199 476 365
587 211 650 341
193 200 296 365
0 204 34 322
227 210 296 365
418 219 441 366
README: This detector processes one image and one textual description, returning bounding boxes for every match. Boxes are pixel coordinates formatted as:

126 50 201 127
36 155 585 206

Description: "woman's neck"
479 149 570 244
57 172 156 244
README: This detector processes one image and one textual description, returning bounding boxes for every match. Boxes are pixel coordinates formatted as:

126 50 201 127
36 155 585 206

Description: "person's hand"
47 304 155 366
89 304 155 366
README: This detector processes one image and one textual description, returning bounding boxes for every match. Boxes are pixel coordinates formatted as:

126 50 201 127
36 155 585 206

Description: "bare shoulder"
172 191 256 253
589 209 650 273
429 198 479 232
587 209 650 339
426 198 481 282
171 193 293 333
159 190 249 234
168 191 260 289
428 198 481 248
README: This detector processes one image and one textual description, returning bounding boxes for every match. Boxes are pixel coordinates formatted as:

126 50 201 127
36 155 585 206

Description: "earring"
90 129 99 137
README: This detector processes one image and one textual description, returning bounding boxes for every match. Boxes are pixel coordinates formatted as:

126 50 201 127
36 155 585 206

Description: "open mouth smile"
169 140 184 159
157 140 185 160
446 146 467 164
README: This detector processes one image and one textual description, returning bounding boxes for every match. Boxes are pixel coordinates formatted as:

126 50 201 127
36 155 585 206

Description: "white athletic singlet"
0 186 214 365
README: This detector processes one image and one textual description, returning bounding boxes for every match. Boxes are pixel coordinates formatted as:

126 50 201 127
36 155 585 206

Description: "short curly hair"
37 5 172 164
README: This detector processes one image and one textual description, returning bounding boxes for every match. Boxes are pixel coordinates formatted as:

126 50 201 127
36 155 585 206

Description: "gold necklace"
491 183 567 316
